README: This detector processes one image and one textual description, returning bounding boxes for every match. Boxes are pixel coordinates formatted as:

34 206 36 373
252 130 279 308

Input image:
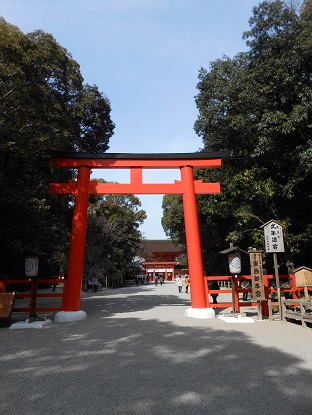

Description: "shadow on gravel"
1 287 312 415
81 291 191 318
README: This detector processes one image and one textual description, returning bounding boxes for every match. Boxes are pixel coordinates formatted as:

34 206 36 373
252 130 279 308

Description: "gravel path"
1 282 311 415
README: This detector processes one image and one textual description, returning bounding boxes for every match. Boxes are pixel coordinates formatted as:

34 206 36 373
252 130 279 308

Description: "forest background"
0 0 311 283
162 0 312 275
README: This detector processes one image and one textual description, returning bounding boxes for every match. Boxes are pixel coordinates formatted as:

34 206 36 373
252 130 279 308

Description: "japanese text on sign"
250 251 265 301
263 221 285 253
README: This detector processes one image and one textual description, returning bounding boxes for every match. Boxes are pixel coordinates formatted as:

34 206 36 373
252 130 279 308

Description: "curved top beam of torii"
49 150 233 166
50 150 233 163
49 151 233 195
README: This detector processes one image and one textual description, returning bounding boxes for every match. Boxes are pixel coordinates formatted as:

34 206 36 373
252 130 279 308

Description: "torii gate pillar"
181 166 215 319
54 167 90 323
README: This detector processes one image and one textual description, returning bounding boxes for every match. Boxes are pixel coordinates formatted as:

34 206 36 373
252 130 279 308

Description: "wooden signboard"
0 292 16 326
294 266 312 288
250 251 265 301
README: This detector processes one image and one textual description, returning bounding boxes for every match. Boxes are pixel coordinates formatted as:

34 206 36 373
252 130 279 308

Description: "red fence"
1 274 309 319
205 274 309 316
0 278 65 317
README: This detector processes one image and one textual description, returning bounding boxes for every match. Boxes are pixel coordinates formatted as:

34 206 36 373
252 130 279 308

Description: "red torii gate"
49 151 232 322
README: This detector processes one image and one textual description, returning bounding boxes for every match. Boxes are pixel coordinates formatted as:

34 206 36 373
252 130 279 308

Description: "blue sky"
1 0 261 239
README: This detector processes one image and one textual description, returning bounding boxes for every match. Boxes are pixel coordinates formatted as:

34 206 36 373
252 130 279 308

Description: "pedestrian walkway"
1 282 312 415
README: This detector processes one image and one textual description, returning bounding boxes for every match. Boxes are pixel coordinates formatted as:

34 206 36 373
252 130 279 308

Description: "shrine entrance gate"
49 151 232 322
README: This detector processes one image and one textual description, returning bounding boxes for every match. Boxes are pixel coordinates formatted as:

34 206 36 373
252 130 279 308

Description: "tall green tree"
85 182 146 286
162 0 312 274
0 19 115 277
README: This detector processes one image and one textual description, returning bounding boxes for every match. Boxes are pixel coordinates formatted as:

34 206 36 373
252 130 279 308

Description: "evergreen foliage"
0 19 117 277
85 182 146 286
162 1 312 274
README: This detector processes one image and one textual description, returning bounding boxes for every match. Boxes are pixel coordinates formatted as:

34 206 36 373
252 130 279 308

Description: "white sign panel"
263 221 285 253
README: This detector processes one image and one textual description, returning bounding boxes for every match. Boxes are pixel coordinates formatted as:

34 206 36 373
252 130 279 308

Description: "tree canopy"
162 0 312 274
0 19 115 277
85 182 147 286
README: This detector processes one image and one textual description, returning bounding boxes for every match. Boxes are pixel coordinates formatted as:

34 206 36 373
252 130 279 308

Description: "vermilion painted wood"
234 277 240 313
49 157 222 169
2 274 305 316
130 167 143 184
50 181 221 195
181 166 208 309
63 167 91 311
48 154 225 314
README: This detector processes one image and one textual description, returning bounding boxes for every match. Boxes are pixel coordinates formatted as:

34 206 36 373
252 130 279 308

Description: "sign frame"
262 220 285 253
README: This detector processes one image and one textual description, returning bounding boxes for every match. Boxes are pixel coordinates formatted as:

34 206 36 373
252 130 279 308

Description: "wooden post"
29 278 34 317
273 253 282 319
257 301 262 320
233 275 240 313
262 274 269 317
63 167 91 312
0 280 6 292
181 165 207 309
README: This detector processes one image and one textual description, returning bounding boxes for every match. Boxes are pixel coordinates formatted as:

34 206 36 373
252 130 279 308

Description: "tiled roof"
139 239 181 256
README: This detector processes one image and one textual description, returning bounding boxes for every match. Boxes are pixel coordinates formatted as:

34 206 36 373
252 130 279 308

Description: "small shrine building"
139 240 182 281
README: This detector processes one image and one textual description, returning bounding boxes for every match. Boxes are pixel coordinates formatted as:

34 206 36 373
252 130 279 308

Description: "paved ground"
1 282 312 415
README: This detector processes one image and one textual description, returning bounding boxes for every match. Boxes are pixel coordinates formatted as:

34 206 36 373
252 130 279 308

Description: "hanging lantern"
25 256 39 277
